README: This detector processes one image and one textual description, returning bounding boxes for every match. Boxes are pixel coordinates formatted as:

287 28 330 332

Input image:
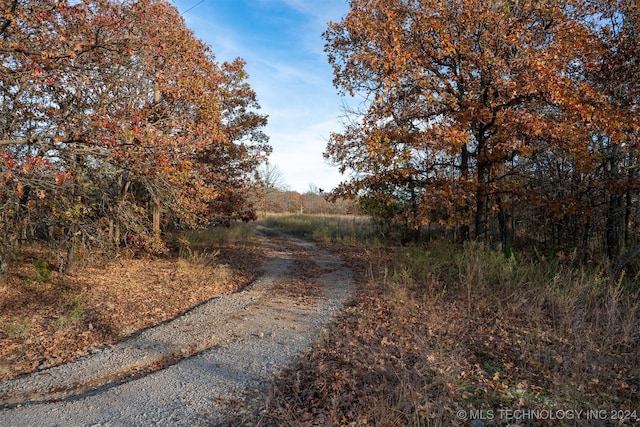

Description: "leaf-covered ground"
2 219 638 426
0 242 264 380
229 243 639 427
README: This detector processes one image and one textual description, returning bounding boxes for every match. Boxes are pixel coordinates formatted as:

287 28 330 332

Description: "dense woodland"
324 0 639 263
1 0 639 282
0 0 270 278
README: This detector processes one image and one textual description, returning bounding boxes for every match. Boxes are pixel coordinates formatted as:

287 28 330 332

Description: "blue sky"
171 0 352 193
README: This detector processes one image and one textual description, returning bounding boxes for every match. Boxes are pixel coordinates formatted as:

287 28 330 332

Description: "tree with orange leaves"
323 0 626 249
0 0 269 273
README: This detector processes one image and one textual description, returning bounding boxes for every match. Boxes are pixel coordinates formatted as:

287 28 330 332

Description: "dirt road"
0 230 354 426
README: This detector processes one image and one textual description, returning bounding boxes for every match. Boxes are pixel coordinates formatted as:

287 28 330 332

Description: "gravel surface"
0 231 354 426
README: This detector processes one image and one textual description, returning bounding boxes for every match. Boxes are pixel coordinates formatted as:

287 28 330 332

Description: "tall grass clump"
393 242 640 350
424 250 633 382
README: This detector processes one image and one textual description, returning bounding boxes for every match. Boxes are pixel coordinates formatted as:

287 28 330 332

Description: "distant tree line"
261 189 358 216
0 0 269 277
253 163 359 216
324 0 639 261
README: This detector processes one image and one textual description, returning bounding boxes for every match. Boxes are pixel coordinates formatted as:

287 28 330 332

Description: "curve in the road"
0 231 354 426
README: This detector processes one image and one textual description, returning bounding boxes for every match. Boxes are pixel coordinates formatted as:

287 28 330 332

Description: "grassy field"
258 213 378 245
240 214 640 426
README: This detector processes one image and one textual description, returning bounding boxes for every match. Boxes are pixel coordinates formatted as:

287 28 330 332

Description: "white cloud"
267 117 345 193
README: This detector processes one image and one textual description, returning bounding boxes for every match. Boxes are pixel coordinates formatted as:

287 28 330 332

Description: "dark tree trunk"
460 144 470 241
496 194 512 255
606 194 624 259
475 162 489 241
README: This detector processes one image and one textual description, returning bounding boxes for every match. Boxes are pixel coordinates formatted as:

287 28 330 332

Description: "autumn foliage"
324 0 639 259
0 0 269 273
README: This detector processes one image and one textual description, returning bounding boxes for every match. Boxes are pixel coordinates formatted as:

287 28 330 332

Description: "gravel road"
0 230 354 426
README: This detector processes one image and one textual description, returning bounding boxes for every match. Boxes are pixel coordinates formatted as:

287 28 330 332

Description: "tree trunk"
109 218 122 246
606 194 624 259
0 255 7 286
460 144 470 241
473 128 489 241
475 162 489 241
496 194 512 255
153 198 161 236
64 231 80 275
605 147 624 259
625 187 631 249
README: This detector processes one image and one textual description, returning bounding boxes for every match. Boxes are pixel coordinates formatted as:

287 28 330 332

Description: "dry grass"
0 224 263 380
229 216 640 427
259 213 376 245
3 215 639 426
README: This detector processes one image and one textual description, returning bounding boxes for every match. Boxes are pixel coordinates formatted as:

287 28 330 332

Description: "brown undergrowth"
0 227 264 380
226 215 640 427
3 215 639 426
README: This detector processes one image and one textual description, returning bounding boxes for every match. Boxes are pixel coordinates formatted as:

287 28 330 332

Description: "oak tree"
324 0 637 254
0 0 269 274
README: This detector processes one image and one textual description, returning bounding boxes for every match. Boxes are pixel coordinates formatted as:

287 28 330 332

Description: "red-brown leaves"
0 0 270 267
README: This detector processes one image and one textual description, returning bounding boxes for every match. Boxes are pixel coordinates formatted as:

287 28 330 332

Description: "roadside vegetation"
1 211 638 426
233 214 640 427
0 223 263 380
